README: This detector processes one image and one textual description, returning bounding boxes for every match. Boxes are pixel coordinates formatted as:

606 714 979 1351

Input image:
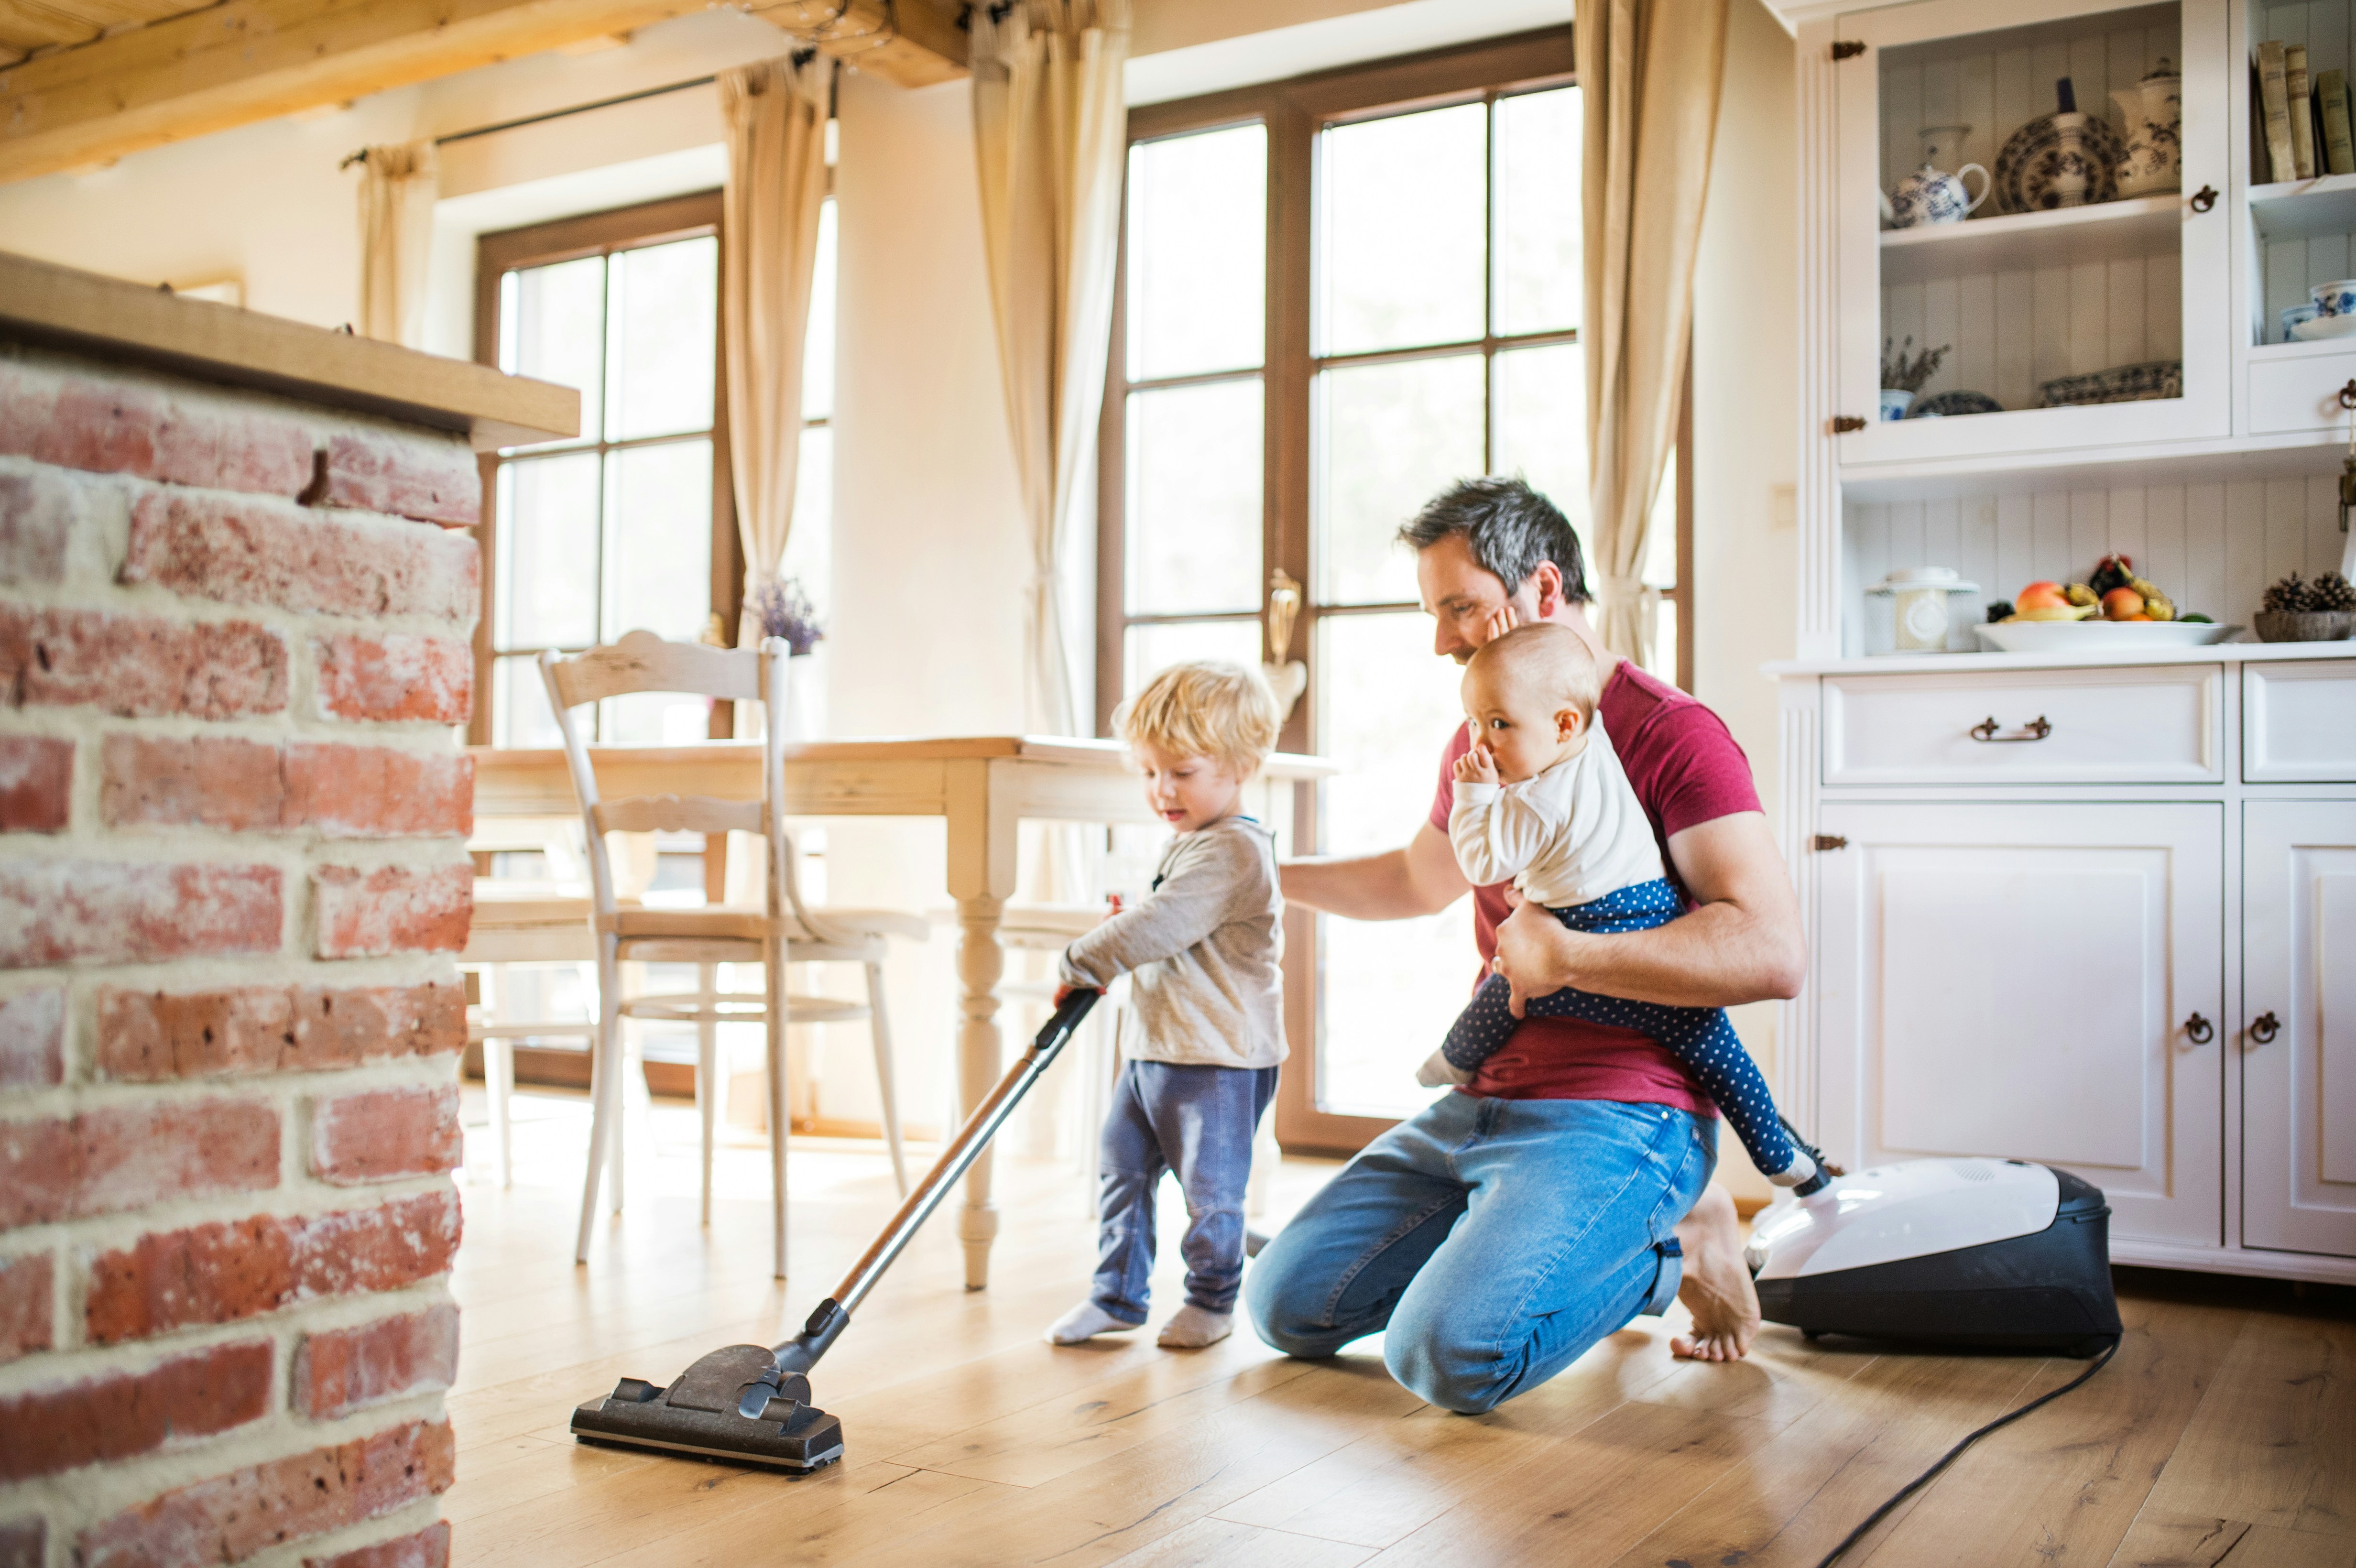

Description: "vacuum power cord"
1813 1334 2122 1568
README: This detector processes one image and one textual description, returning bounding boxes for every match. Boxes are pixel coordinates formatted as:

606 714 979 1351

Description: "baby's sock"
1156 1304 1233 1349
1765 1148 1819 1188
1415 1046 1471 1088
1045 1300 1140 1345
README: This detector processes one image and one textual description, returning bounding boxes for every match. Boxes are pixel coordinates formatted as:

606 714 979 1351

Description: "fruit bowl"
1974 620 2241 653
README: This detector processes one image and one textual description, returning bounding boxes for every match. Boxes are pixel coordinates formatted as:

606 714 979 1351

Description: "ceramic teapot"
1888 124 1989 227
2110 60 2181 197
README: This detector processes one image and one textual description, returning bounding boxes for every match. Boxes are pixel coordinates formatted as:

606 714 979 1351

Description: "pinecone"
2262 571 2310 613
2312 571 2356 612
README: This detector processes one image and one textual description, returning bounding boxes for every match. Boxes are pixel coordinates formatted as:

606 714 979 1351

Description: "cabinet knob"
2249 1011 2280 1045
2183 1012 2213 1045
1830 415 1867 433
2189 185 2218 213
1968 715 2052 742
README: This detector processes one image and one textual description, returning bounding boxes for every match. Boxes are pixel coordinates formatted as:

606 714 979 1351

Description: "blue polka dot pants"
1439 878 1801 1179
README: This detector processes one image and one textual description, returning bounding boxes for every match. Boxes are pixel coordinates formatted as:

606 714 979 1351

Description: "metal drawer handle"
2183 1012 2213 1045
1969 715 2051 743
2249 1011 2280 1045
2189 184 2218 213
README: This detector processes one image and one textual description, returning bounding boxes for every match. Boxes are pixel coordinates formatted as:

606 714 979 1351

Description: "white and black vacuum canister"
1745 1158 2121 1357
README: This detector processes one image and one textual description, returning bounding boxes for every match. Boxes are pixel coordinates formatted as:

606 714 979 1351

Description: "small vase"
1880 388 1917 421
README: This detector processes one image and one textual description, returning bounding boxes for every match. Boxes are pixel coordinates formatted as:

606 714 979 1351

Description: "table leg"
954 893 1006 1290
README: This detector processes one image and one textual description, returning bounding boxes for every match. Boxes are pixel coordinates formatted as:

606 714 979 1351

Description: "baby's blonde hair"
1118 660 1281 779
1465 622 1602 722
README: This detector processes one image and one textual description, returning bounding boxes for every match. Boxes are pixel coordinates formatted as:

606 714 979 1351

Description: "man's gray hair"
1396 477 1592 604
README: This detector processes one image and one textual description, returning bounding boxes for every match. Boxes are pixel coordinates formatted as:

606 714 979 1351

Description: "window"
1103 31 1692 1150
473 190 840 746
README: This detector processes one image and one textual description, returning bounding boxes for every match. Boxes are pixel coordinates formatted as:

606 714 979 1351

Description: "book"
2259 41 2295 182
2323 69 2355 175
2291 45 2318 177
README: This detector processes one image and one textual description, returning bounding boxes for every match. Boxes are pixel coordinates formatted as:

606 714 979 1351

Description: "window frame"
1101 27 1696 1154
469 190 742 748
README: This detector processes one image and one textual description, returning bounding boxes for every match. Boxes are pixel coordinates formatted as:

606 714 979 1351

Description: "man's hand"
1491 896 1569 1018
1481 603 1522 645
1451 740 1498 786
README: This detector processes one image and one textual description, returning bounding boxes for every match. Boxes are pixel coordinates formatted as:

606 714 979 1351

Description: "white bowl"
1973 620 2240 652
2292 312 2356 341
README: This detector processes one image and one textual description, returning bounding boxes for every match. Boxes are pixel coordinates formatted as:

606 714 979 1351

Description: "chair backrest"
538 632 836 940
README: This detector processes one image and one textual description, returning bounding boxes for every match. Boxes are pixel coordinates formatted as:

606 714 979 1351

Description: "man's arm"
1280 822 1471 921
1489 812 1805 1012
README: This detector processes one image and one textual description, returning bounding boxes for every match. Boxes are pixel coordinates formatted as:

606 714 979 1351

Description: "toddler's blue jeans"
1091 1058 1279 1322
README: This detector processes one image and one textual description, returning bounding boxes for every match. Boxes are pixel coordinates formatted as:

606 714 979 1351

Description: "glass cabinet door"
1832 0 2229 465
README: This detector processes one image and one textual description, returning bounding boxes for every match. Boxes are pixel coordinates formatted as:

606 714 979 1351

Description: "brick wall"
0 344 474 1568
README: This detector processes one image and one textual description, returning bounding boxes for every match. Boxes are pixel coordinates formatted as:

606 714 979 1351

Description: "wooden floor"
444 1090 2356 1568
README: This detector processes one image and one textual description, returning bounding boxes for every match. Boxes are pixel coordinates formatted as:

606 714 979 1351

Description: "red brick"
84 1189 461 1344
0 735 71 832
0 361 315 498
283 745 471 838
0 1252 52 1363
305 1522 450 1568
124 490 479 621
294 1302 458 1420
95 981 462 1082
0 1337 272 1482
0 987 63 1089
0 1098 279 1228
0 1515 43 1568
310 1085 460 1185
0 606 288 718
321 429 480 527
313 865 469 958
102 734 283 830
102 738 471 838
0 859 282 967
0 466 75 585
75 1417 455 1568
313 633 470 724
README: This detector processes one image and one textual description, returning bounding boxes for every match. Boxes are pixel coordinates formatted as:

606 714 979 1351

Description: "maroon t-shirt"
1427 659 1764 1111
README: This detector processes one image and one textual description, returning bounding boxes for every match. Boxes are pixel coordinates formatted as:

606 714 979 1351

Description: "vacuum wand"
774 987 1101 1375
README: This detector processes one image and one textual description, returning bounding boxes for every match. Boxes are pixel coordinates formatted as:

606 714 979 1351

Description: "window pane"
781 425 832 610
804 200 838 422
1647 596 1680 689
603 690 714 747
1123 620 1262 708
608 236 718 441
504 257 604 446
602 439 713 643
1491 342 1592 557
1315 353 1483 606
1645 455 1678 589
1128 124 1267 380
1494 87 1582 337
1313 610 1477 1118
495 654 563 750
1320 103 1486 355
1127 379 1262 616
496 451 600 651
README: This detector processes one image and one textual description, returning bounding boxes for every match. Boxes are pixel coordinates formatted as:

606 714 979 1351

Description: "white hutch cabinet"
1773 0 2356 1281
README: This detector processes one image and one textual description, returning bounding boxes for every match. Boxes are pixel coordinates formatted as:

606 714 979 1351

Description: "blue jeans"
1092 1059 1279 1322
1245 1093 1714 1414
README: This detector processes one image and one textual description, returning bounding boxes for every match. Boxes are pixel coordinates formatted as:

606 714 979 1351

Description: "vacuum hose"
773 988 1102 1376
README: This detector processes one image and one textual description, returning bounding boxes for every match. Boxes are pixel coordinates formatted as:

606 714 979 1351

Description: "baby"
1046 660 1287 1351
1417 622 1815 1188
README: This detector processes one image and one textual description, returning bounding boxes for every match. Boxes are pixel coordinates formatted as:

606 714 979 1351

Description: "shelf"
2249 175 2356 240
1879 196 2181 285
2248 334 2356 361
1835 423 2353 503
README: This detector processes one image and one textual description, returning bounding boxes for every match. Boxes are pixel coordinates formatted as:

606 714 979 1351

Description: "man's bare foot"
1670 1183 1760 1361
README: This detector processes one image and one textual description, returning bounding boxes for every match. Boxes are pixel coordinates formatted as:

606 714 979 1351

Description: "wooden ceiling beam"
745 0 968 89
0 0 966 185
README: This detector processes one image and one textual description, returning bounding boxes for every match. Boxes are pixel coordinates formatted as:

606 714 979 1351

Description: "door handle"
2248 1011 2280 1045
1265 568 1302 663
1969 715 2051 742
2183 1012 2213 1045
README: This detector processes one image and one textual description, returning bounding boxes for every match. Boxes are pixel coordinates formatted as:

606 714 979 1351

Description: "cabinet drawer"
1823 666 2221 784
2245 661 2356 782
2249 350 2356 435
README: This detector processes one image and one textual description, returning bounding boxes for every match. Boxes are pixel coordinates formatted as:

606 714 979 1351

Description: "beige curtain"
720 55 833 606
1579 0 1728 663
356 141 437 348
970 0 1131 738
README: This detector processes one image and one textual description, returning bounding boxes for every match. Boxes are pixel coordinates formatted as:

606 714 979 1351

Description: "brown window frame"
1100 27 1697 1155
469 190 742 749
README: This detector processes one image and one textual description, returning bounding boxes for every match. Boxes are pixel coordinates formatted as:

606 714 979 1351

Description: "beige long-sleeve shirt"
1058 815 1287 1070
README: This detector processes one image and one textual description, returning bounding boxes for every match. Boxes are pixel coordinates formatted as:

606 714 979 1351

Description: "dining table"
469 734 1337 1290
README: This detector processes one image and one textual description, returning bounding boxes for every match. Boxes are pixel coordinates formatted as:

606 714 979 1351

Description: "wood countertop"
0 250 578 449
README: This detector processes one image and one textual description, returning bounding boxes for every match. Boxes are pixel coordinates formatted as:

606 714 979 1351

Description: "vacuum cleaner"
569 989 1102 1471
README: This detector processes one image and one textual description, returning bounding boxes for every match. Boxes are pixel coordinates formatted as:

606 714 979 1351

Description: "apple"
2017 581 2069 610
2103 587 2145 620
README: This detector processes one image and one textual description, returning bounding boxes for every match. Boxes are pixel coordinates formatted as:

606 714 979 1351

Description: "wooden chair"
542 631 926 1278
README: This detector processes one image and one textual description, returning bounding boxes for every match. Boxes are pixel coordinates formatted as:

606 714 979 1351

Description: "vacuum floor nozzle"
570 1343 844 1471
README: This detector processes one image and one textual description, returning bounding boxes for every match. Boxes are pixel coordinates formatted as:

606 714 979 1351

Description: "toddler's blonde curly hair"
1117 661 1281 779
